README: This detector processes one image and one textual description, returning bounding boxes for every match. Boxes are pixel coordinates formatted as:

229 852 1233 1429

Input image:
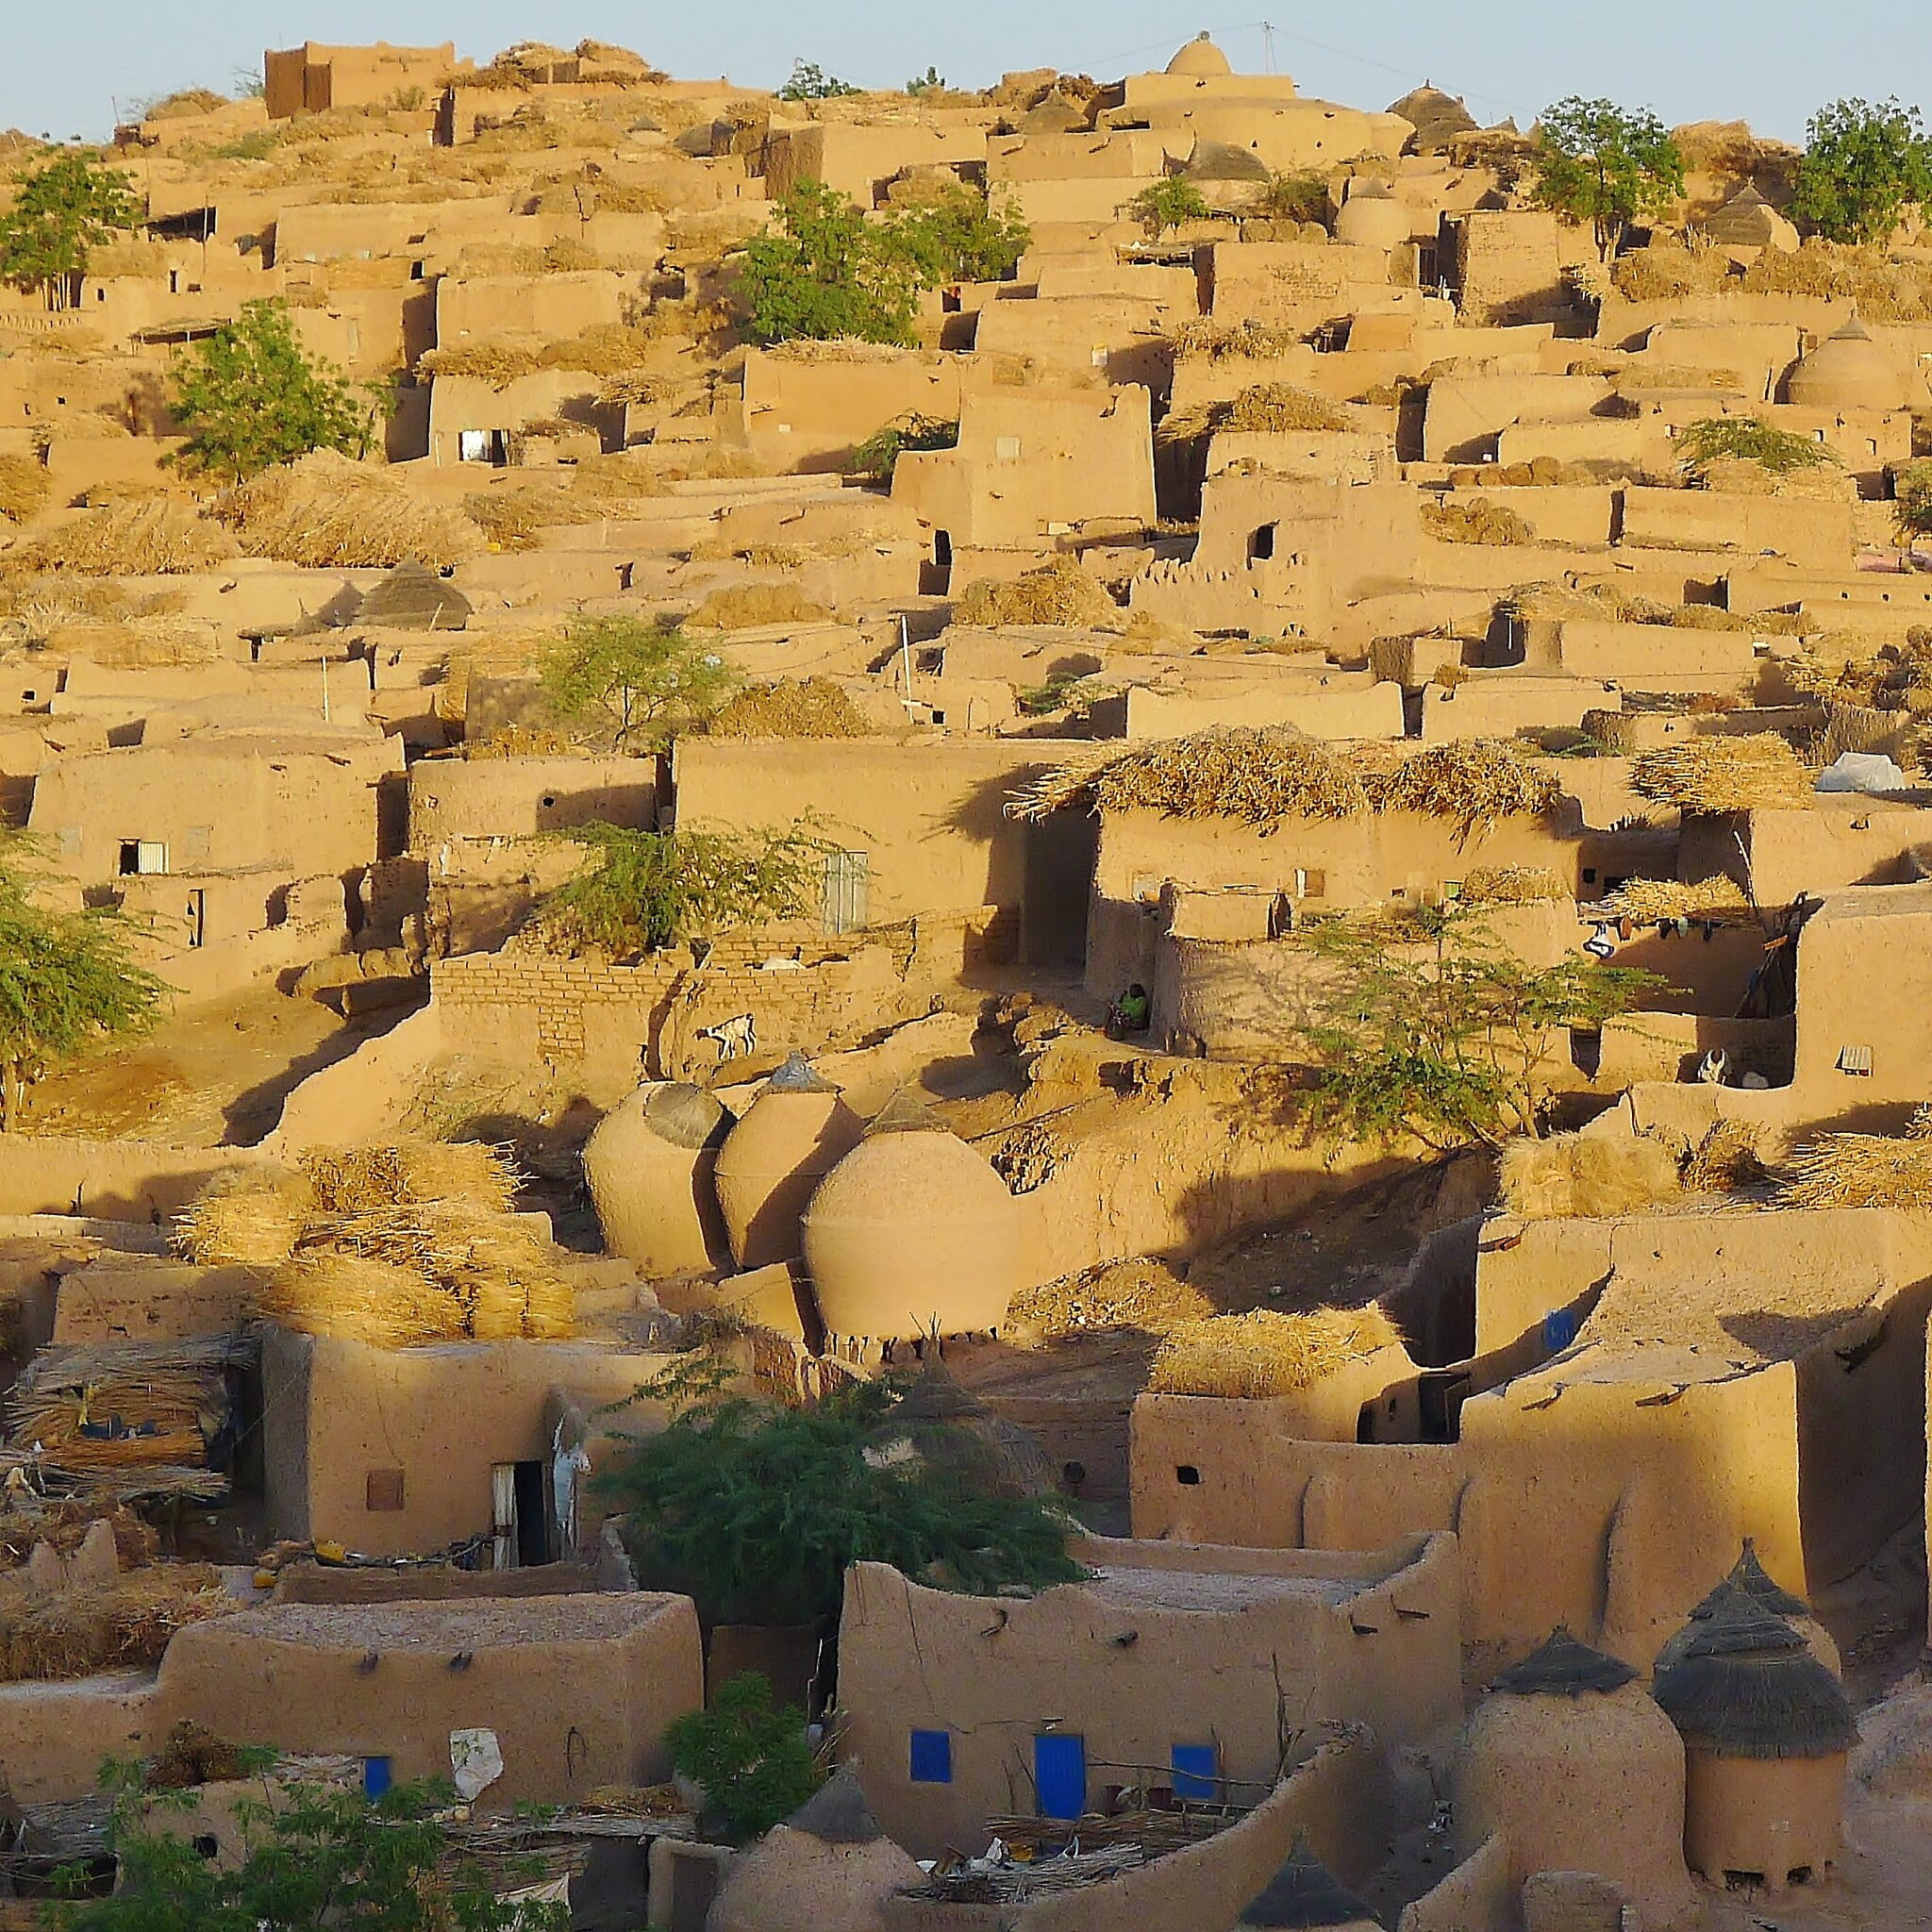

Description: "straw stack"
299 1140 519 1215
1158 383 1348 442
174 1167 314 1269
223 451 480 570
1008 726 1369 824
1148 1306 1400 1398
0 1565 236 1682
1008 1259 1214 1341
1779 1108 1932 1210
953 558 1120 629
1458 865 1570 906
1499 1131 1682 1220
1600 874 1756 924
707 679 871 740
1363 740 1561 836
1630 735 1816 813
1682 1120 1769 1194
8 499 239 575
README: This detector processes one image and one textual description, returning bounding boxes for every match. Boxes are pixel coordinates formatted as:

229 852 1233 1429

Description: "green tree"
1256 169 1329 225
851 412 958 484
0 858 163 1129
170 301 378 481
664 1674 823 1844
600 1372 1082 1629
737 180 924 345
1894 459 1932 541
531 820 836 955
538 615 738 752
1676 415 1841 482
1290 903 1663 1153
1128 177 1210 240
1791 97 1932 244
778 60 859 101
1531 97 1685 258
906 66 946 96
0 152 140 308
888 181 1031 283
65 1773 563 1932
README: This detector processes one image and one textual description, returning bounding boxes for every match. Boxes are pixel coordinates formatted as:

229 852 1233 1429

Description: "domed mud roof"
1166 33 1233 77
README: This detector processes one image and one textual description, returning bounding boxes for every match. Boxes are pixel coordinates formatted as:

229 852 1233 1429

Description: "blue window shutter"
1170 1743 1218 1801
909 1729 952 1784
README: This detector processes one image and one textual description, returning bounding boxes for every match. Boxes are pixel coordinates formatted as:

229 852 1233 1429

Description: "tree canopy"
1128 177 1211 240
0 857 163 1129
736 178 1031 345
530 820 835 956
1895 460 1932 541
778 60 859 101
538 615 737 752
600 1370 1082 1629
1290 903 1663 1153
170 300 379 481
664 1673 823 1844
0 152 140 307
1532 98 1685 258
68 1772 564 1932
1676 415 1840 482
1791 97 1932 244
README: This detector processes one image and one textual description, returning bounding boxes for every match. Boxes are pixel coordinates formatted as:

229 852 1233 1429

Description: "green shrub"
665 1674 823 1845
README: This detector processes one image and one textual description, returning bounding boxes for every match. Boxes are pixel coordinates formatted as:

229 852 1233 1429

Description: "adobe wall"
51 1261 256 1343
1738 805 1931 906
741 350 964 474
1420 675 1620 743
0 1674 159 1805
407 756 659 848
437 271 627 344
0 1138 270 1222
1395 1834 1513 1932
1124 679 1405 742
1620 488 1855 571
1790 887 1932 1119
155 1594 702 1804
1557 619 1760 689
259 1330 680 1557
673 736 1072 925
1423 374 1611 463
838 1536 1457 1857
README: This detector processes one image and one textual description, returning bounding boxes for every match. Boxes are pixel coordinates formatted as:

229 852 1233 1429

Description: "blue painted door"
1034 1733 1087 1820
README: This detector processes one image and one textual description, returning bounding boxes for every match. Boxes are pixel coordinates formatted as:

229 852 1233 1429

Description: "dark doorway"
1020 813 1099 968
513 1459 548 1566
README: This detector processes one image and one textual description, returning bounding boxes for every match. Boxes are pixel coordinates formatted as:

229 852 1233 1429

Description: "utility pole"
1261 22 1275 75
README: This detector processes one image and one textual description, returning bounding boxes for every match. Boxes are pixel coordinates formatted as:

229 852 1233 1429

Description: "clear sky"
3 1 1925 148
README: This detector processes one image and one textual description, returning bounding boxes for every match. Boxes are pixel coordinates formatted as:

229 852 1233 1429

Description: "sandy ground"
20 982 425 1147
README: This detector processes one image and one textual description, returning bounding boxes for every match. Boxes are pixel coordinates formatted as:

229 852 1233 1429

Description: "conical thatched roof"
1724 1539 1809 1618
1652 1605 1857 1760
768 1051 839 1094
787 1766 884 1844
1238 1841 1378 1928
642 1081 730 1151
1491 1626 1637 1697
882 1362 1056 1497
356 559 473 630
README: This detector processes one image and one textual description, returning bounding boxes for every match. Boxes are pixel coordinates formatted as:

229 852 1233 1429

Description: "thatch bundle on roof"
1362 739 1560 835
685 584 834 630
224 454 481 571
0 455 50 525
1422 497 1535 546
1008 1257 1214 1340
1457 865 1569 907
1682 1119 1770 1194
0 1564 237 1682
1008 726 1368 824
1169 318 1307 362
953 557 1120 629
877 1364 1056 1498
464 485 608 551
5 1337 251 1498
1148 1306 1402 1399
1778 1107 1932 1210
1651 1603 1857 1760
175 1142 571 1347
1599 874 1756 924
1158 383 1349 443
1630 734 1815 813
707 678 872 739
1499 1131 1681 1221
6 499 239 575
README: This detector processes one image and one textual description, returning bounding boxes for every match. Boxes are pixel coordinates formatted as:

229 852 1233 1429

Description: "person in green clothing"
1108 981 1151 1039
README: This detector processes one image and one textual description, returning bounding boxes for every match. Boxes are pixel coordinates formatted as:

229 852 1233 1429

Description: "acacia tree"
600 1371 1081 1630
738 179 924 344
538 616 737 752
1895 460 1932 543
1532 97 1685 258
1792 97 1932 244
69 1773 564 1932
1291 904 1663 1153
0 860 163 1129
0 151 140 308
1129 177 1211 240
171 300 379 481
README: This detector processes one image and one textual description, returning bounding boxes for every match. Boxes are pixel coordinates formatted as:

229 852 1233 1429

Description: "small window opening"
1248 523 1277 562
1174 1464 1202 1485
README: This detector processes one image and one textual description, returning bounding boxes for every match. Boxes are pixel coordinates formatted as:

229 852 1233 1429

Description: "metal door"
1033 1733 1087 1821
822 850 869 935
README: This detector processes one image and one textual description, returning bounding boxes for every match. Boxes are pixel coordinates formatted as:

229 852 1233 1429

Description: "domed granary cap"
1652 1603 1857 1759
863 1088 948 1137
785 1766 885 1844
1491 1626 1638 1697
769 1051 840 1095
1166 32 1233 77
1237 1840 1378 1928
641 1081 730 1151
